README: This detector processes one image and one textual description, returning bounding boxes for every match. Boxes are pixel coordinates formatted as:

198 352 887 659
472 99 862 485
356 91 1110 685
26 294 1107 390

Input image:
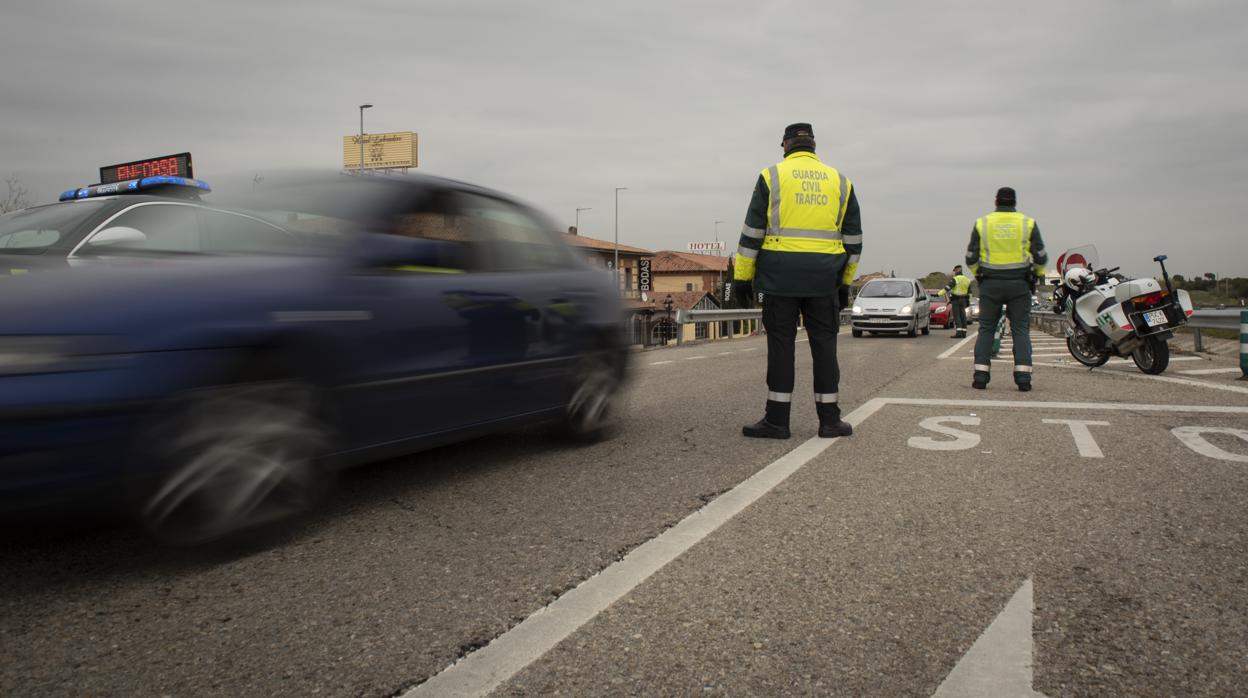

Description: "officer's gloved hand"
837 285 850 310
732 280 754 309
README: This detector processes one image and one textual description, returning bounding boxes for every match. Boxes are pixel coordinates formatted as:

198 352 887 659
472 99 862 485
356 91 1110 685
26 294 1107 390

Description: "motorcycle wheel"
1066 332 1110 367
1131 335 1170 375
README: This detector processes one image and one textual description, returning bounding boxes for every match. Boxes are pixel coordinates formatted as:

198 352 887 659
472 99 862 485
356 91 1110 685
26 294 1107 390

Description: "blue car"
0 172 627 544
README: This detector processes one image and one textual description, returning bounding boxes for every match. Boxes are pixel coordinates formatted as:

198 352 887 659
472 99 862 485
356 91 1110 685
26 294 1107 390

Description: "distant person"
945 264 973 338
732 122 862 439
965 186 1048 391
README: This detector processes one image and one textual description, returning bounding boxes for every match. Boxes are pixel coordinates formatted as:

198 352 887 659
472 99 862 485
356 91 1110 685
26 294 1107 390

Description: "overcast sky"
2 0 1245 278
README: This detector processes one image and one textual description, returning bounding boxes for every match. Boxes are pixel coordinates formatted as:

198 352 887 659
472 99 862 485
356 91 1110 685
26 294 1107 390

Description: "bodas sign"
638 258 652 292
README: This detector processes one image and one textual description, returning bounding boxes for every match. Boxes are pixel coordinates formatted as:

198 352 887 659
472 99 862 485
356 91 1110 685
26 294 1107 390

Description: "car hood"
857 296 918 312
0 255 339 347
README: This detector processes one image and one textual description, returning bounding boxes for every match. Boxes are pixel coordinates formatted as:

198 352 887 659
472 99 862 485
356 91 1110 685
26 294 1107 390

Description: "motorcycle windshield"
1056 245 1099 274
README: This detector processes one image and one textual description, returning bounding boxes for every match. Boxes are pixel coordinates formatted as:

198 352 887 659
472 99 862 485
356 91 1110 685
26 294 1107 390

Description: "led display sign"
99 153 193 184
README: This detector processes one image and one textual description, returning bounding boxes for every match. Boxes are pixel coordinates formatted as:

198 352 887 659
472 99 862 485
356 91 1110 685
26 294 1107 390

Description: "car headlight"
851 305 863 315
898 305 913 315
0 336 127 376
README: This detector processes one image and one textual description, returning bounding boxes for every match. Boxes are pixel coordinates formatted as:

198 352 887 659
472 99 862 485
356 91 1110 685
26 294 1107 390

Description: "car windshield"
0 201 106 254
859 280 914 298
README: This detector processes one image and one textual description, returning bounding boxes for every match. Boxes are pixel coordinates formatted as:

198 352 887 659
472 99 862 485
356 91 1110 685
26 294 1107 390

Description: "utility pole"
358 104 373 173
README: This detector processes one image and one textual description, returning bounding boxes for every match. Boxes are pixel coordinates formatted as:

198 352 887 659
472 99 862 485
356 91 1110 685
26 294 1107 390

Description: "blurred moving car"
926 289 952 329
969 298 981 322
0 171 628 544
850 278 931 337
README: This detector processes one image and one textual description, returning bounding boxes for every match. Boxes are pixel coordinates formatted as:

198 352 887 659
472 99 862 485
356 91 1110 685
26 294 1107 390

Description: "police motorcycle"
1051 245 1194 374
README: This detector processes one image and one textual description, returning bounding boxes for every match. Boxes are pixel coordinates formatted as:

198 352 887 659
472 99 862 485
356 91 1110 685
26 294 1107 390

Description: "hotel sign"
343 131 418 170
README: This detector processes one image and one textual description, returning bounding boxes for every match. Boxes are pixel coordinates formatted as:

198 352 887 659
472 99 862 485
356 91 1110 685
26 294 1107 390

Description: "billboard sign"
638 258 652 292
343 131 419 170
687 241 726 253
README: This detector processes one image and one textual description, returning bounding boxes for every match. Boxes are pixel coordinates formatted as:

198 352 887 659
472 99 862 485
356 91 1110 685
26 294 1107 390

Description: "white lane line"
938 335 975 359
1180 367 1244 376
882 397 1248 413
718 351 736 356
684 356 707 361
1032 361 1248 395
405 399 890 698
933 579 1042 698
742 347 759 352
797 338 809 343
649 360 673 366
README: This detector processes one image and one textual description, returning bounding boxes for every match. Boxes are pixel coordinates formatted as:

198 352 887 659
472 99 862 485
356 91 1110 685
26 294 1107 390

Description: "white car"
850 278 931 337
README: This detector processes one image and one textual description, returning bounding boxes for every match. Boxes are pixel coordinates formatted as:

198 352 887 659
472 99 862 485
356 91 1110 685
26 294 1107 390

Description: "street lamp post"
575 207 591 232
358 104 373 173
663 293 674 345
614 187 628 289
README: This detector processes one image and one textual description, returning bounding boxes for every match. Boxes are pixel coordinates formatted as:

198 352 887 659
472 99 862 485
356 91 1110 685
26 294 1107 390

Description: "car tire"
564 348 624 442
851 329 863 338
129 378 330 546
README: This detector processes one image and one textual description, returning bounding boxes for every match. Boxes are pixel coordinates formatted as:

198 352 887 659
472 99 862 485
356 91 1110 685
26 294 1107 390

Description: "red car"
926 289 953 329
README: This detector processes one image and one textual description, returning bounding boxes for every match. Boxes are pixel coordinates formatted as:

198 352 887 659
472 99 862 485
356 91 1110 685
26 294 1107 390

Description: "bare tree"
1 175 33 213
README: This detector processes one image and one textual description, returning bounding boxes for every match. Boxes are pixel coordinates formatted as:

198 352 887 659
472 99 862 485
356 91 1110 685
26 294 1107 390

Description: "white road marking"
1042 419 1110 458
938 335 975 359
718 351 736 356
1171 426 1248 462
1033 361 1248 395
649 360 673 365
1179 367 1244 376
908 416 982 451
797 338 809 343
405 399 890 697
742 347 759 352
933 579 1043 698
684 356 707 361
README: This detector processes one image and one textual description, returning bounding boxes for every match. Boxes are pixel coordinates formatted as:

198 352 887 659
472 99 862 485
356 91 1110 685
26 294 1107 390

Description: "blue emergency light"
59 176 212 202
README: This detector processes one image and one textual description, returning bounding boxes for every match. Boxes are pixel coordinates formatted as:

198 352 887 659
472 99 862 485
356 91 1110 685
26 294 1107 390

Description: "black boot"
816 403 852 438
972 370 989 390
744 400 791 439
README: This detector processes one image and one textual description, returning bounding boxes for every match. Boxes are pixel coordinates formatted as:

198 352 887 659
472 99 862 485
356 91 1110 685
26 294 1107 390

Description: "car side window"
92 203 200 253
199 209 293 254
454 193 575 273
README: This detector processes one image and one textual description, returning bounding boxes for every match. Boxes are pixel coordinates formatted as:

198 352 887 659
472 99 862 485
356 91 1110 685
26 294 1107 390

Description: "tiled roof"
650 250 730 273
562 233 652 255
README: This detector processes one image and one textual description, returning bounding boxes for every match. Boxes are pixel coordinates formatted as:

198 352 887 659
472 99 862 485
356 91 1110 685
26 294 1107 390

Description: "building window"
686 282 694 291
625 267 633 290
695 321 708 340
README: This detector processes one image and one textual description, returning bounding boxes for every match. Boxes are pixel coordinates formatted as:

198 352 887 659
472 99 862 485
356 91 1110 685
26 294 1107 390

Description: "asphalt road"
2 325 1245 697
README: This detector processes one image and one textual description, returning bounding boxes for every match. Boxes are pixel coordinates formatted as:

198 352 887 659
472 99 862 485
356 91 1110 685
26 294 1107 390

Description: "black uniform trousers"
761 294 841 427
951 294 969 330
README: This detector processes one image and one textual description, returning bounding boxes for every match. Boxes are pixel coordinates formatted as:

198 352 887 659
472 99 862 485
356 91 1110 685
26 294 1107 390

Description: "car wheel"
564 349 623 442
851 329 863 337
130 379 330 546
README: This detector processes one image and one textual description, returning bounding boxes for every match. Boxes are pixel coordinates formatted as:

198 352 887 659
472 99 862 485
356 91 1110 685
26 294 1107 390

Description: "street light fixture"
575 207 591 232
614 187 628 288
358 104 373 173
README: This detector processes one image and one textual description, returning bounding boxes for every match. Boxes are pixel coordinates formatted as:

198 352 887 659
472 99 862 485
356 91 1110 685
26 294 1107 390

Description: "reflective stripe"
768 391 792 402
977 217 989 264
842 233 863 246
736 246 759 259
762 236 846 254
767 166 781 235
1014 365 1034 373
981 261 1030 270
741 225 765 240
845 253 860 266
974 364 991 372
773 227 843 240
814 392 838 403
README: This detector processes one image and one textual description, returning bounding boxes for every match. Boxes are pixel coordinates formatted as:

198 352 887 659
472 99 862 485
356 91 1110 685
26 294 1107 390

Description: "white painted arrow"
933 578 1045 698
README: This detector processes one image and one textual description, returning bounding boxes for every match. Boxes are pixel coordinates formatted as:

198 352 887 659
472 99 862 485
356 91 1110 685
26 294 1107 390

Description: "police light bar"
59 176 212 201
99 153 193 184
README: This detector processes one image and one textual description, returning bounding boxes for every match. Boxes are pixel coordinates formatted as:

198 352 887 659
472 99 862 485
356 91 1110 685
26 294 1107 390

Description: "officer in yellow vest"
945 264 973 338
732 123 862 439
965 186 1048 391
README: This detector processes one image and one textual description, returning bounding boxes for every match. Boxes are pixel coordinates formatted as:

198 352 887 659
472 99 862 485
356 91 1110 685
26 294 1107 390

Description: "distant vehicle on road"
0 171 628 544
850 278 931 337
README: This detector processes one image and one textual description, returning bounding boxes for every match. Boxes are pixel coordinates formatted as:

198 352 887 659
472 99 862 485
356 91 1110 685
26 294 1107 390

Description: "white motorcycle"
1051 246 1194 375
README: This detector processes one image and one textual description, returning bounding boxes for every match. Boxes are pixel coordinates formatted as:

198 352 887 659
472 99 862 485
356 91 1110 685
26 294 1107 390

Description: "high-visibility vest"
950 274 971 296
975 211 1035 272
734 151 858 293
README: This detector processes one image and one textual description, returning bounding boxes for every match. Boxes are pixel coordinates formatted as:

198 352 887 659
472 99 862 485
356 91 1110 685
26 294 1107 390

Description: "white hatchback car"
850 277 931 337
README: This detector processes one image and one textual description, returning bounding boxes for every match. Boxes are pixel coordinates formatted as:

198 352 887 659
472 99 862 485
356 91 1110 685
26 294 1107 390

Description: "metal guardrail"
676 308 854 325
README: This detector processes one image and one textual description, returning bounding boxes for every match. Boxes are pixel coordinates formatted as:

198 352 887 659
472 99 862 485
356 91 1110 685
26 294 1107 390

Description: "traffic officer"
733 123 862 439
945 264 973 338
965 186 1048 391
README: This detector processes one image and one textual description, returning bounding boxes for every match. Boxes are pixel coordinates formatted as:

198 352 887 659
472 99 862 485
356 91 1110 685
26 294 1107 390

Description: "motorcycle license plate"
1143 309 1167 327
